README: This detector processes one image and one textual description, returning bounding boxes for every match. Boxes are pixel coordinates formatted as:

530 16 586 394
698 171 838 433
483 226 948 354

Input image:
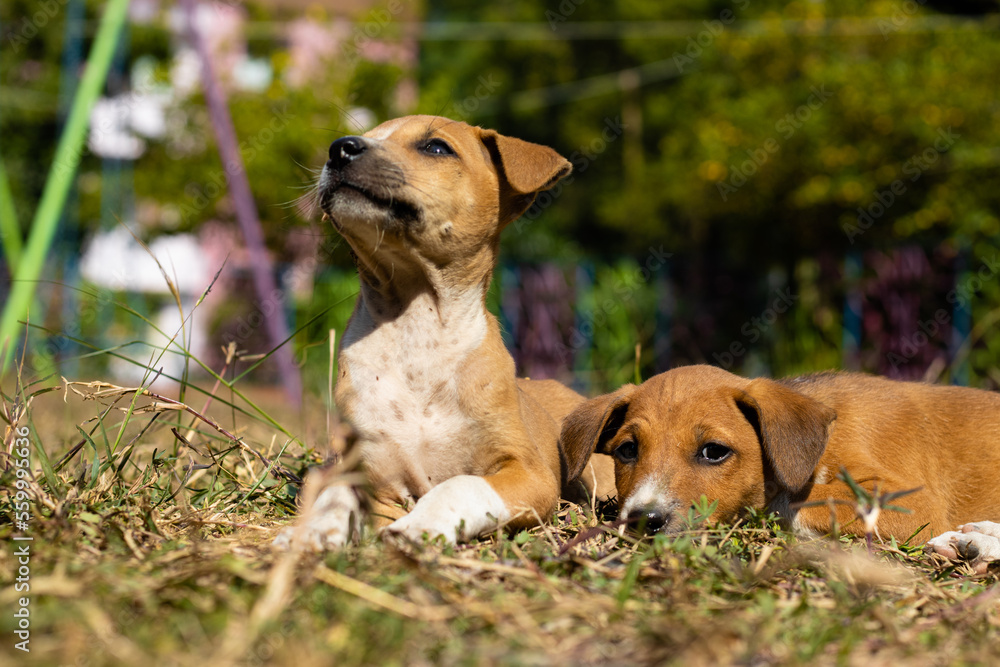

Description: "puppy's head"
561 365 836 533
318 115 570 279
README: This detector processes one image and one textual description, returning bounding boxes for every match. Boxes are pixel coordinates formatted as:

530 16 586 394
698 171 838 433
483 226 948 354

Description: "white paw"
926 521 1000 572
383 475 511 545
273 485 360 552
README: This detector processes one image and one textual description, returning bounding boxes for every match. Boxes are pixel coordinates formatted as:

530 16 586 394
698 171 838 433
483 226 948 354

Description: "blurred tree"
420 0 1000 385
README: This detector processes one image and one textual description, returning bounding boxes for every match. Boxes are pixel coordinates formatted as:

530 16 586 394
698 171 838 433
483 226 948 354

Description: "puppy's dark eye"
698 443 732 464
613 440 639 464
421 138 454 156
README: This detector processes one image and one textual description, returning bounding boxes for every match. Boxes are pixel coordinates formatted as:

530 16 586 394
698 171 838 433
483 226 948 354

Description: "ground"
1 377 997 666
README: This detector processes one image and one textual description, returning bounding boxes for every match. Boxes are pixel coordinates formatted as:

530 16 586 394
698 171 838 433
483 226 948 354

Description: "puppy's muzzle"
319 136 419 224
624 498 683 534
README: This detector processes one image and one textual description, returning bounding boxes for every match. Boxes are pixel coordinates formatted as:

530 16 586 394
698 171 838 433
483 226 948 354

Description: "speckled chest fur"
337 287 489 505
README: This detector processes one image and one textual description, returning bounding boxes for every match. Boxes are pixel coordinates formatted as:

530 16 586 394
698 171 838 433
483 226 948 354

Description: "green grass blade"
617 548 648 608
231 296 354 384
836 466 872 504
0 0 130 373
29 421 62 497
237 438 293 505
110 387 150 457
76 425 102 489
115 445 135 475
0 157 22 273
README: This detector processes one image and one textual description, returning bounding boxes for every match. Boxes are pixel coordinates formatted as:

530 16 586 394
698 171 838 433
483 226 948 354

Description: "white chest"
338 291 489 500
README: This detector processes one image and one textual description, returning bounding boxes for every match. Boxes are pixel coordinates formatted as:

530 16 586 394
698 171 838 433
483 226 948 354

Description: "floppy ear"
479 130 572 225
735 379 836 495
560 385 635 484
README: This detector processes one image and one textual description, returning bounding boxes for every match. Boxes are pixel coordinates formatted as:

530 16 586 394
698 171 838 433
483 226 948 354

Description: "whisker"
293 160 325 175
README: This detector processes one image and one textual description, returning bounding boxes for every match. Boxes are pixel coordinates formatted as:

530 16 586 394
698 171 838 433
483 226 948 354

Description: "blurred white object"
88 88 169 159
81 227 207 294
89 97 147 160
81 228 212 386
234 57 273 92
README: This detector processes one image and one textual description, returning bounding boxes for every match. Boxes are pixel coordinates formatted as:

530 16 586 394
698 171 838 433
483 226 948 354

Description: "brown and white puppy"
275 116 614 550
561 365 1000 569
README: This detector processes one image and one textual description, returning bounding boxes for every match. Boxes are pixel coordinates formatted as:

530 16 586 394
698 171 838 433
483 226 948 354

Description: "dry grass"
1 372 998 667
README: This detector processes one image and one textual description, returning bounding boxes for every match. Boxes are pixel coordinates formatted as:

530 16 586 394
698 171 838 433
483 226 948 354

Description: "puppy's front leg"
384 463 558 544
273 464 361 552
273 483 360 551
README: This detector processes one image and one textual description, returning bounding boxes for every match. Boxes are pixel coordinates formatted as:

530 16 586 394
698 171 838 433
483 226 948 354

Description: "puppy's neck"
358 277 486 328
352 244 495 324
343 273 491 369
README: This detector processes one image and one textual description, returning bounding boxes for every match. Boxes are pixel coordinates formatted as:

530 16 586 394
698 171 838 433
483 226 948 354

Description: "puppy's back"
788 372 1000 527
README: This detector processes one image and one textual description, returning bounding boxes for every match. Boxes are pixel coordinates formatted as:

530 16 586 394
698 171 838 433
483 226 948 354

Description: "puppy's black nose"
628 508 666 533
328 136 367 169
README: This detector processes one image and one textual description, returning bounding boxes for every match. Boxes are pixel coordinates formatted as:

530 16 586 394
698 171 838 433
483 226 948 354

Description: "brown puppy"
275 116 614 550
561 365 1000 567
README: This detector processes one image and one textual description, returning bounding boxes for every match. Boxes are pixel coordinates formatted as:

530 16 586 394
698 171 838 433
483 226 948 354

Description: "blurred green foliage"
293 269 360 394
420 0 1000 387
2 0 999 391
574 260 662 389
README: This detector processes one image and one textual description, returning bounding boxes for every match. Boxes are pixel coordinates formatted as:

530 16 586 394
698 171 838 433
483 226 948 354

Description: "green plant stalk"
0 0 130 373
0 157 22 274
616 548 648 608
